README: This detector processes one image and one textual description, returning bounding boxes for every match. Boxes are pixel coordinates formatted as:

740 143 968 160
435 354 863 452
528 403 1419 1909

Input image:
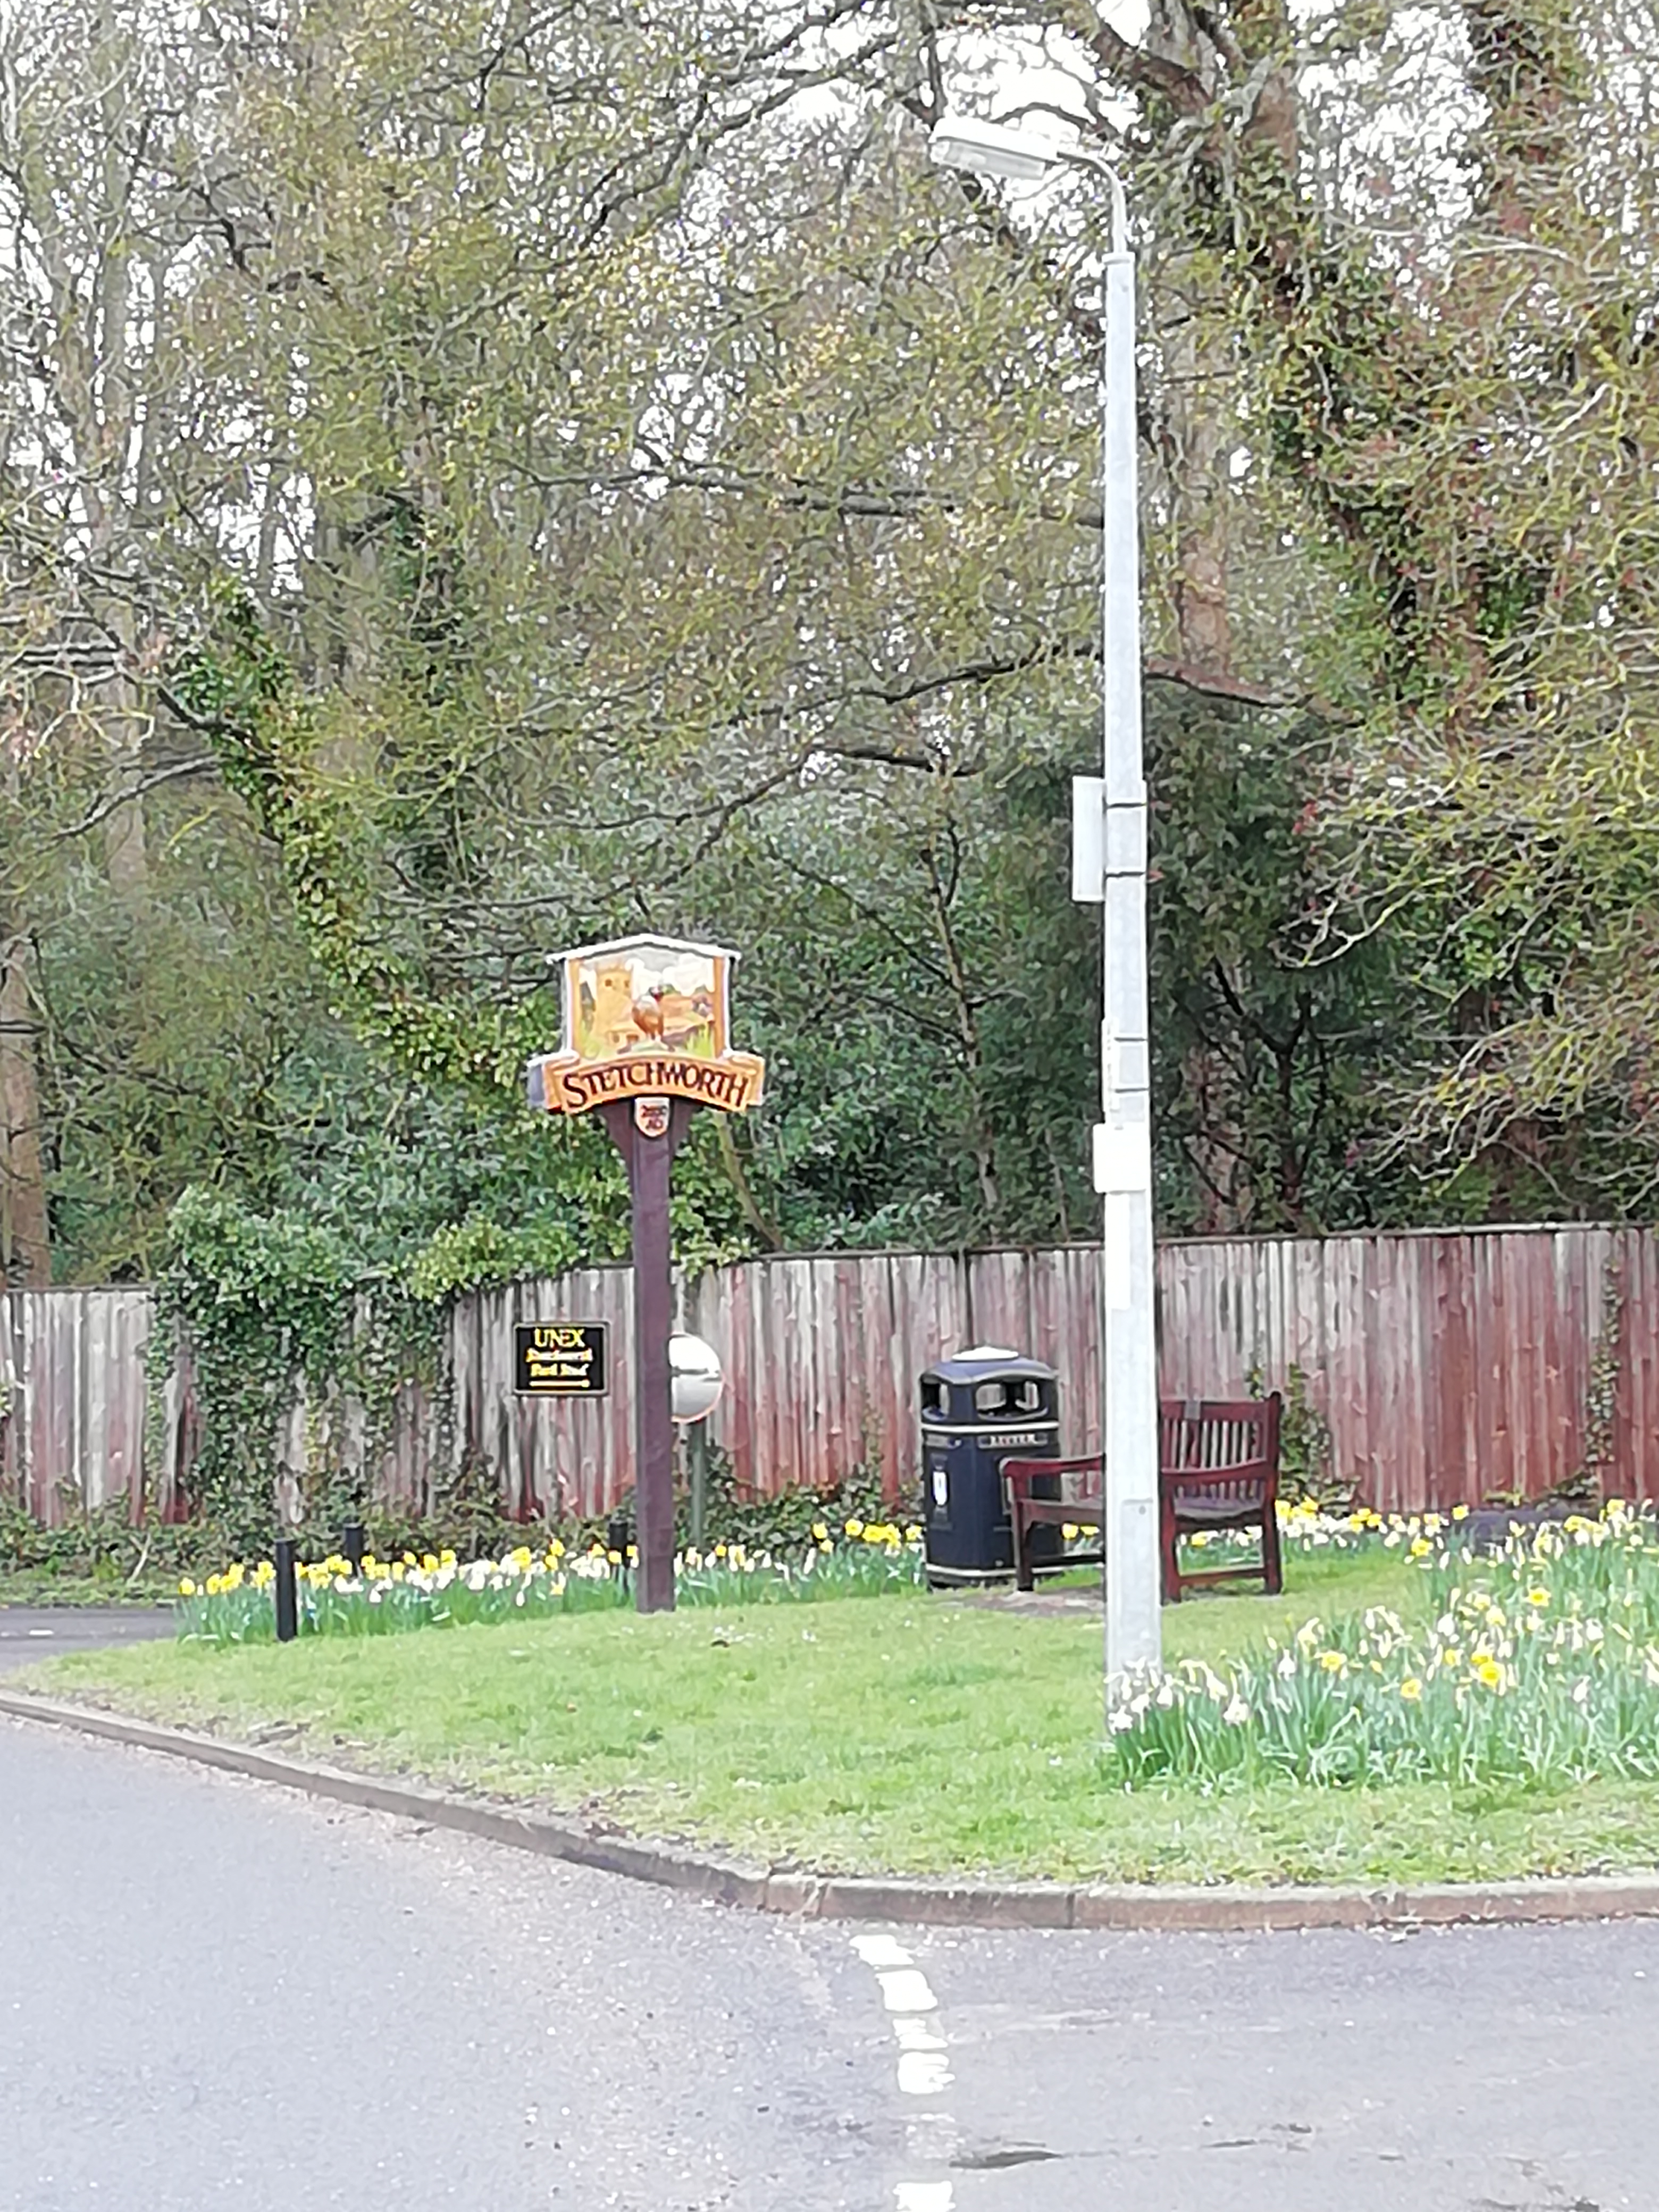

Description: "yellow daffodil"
1399 1676 1422 1701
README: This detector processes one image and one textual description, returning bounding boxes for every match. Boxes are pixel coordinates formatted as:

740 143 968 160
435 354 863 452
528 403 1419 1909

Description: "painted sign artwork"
526 935 765 1118
572 941 724 1062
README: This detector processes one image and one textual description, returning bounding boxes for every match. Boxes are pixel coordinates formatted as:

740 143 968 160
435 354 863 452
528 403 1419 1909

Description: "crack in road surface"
950 2147 1062 2171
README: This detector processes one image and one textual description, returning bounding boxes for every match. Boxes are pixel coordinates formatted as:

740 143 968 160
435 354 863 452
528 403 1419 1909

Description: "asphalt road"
3 1661 1658 2209
0 1605 175 1671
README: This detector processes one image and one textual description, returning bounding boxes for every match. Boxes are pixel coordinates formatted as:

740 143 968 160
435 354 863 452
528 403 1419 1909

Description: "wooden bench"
1003 1394 1284 1601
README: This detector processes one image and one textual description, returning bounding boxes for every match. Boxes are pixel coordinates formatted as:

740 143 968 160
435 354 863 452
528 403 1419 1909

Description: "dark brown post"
599 1096 694 1613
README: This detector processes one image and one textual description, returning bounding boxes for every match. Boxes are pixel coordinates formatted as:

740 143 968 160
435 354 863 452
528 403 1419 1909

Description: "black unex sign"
514 1322 607 1397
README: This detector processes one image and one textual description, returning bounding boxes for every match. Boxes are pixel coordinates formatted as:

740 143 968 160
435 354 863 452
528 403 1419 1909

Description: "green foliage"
152 1076 765 1544
159 1187 371 1548
1147 694 1417 1231
1248 1364 1345 1511
11 772 339 1281
0 1464 906 1603
668 1453 901 1557
0 1498 228 1596
693 719 1104 1246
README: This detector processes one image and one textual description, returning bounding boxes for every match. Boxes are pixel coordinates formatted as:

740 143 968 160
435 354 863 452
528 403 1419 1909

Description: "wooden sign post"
525 936 764 1613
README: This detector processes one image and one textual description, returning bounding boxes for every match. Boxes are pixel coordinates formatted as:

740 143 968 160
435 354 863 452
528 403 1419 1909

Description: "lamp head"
928 115 1058 184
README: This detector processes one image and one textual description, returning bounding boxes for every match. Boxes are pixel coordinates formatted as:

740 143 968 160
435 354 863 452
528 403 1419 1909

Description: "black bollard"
274 1536 298 1643
342 1521 366 1576
606 1512 631 1563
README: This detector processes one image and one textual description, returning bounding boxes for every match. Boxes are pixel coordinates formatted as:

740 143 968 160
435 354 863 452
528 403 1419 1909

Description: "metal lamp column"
928 117 1162 1682
1094 199 1161 1683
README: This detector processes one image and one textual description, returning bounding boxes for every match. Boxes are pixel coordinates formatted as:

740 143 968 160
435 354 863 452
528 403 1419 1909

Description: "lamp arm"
1058 144 1129 256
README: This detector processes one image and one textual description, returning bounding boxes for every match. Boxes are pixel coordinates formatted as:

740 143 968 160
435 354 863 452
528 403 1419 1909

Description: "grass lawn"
23 1544 1659 1888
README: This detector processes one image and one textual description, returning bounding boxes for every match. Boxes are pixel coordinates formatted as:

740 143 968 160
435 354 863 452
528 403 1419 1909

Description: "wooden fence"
4 1225 1655 1524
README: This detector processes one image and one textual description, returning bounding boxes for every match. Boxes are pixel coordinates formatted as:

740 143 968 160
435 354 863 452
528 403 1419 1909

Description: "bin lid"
921 1345 1057 1385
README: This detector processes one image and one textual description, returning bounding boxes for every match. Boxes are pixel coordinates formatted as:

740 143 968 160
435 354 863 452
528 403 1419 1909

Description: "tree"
149 0 1125 1245
0 0 283 1278
992 0 1659 1212
16 0 1649 1285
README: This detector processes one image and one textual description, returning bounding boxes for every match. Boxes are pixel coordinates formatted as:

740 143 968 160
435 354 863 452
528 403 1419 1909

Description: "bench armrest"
1002 1454 1104 1502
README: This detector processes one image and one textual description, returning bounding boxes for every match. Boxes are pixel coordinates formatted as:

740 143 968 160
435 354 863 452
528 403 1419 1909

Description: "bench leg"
1159 1490 1180 1604
1262 1499 1284 1596
1013 1503 1035 1592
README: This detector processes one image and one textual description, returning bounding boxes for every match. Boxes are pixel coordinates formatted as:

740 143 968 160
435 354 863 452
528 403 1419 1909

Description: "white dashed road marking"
877 1967 940 2017
850 1933 958 2208
853 1933 912 1970
897 2048 953 2097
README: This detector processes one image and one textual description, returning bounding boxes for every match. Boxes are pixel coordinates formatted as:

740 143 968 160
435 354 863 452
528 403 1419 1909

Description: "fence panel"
1 1288 155 1523
1155 1228 1638 1512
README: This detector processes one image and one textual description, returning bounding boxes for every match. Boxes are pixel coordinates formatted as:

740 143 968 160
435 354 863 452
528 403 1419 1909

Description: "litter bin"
918 1346 1061 1586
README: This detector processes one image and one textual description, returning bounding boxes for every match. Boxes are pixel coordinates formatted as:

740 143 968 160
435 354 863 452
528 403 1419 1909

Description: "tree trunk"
0 931 50 1286
1162 263 1236 684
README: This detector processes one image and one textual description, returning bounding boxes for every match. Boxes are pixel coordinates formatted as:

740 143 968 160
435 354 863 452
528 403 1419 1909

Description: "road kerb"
7 1687 1659 1934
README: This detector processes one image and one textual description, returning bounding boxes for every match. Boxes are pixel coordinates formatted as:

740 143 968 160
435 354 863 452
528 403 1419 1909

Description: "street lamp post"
929 114 1162 1683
